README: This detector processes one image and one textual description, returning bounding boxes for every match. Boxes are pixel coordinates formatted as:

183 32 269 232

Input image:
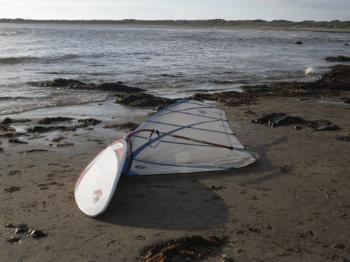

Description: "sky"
0 0 349 21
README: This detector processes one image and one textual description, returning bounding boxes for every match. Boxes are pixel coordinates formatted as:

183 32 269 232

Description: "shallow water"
0 22 349 116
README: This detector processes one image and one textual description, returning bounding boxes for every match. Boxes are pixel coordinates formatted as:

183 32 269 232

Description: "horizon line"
1 18 350 23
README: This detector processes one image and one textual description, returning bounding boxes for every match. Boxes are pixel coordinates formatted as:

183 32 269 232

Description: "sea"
0 22 349 117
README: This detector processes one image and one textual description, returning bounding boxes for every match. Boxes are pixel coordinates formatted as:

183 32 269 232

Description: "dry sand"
0 95 349 261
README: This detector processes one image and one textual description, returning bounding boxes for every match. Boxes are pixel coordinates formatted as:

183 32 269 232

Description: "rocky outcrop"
325 56 350 62
318 64 350 90
38 117 73 125
252 113 339 131
242 65 350 95
28 78 88 88
28 79 144 93
97 82 144 92
104 122 138 131
116 93 175 108
192 91 256 106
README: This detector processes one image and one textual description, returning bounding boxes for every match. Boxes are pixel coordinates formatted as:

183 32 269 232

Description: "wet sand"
0 94 349 261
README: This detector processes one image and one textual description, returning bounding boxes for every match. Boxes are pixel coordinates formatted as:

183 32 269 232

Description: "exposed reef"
28 79 144 93
115 93 176 109
193 65 350 106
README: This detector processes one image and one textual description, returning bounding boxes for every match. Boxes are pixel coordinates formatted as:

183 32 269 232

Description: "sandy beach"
1 18 350 262
1 84 349 261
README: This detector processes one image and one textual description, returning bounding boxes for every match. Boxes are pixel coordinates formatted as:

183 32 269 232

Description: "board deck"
74 139 129 217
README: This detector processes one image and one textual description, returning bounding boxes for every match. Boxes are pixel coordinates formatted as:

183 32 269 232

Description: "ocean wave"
0 96 32 101
0 56 40 65
0 94 109 116
0 53 103 65
209 79 236 85
0 30 28 36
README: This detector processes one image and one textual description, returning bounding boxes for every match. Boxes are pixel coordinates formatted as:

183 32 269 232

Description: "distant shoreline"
1 19 350 32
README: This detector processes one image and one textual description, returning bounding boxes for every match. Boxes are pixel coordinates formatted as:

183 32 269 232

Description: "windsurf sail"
126 99 257 176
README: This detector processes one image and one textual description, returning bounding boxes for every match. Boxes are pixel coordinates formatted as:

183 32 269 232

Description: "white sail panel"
127 100 257 176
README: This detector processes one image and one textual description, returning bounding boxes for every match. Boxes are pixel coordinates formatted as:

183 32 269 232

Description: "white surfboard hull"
74 139 129 217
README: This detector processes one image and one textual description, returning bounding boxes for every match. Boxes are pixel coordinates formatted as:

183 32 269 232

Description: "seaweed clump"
139 235 226 262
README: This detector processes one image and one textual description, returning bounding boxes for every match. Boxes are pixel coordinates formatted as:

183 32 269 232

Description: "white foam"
305 67 315 76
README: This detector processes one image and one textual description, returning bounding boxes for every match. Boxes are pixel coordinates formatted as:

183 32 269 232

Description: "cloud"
0 0 349 20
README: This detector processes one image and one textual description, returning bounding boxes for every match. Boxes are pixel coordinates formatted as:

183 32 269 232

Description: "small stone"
247 226 261 233
15 228 28 234
334 243 345 249
7 170 21 176
6 236 21 244
235 229 245 235
5 223 16 228
265 224 272 230
4 186 21 193
211 185 224 190
135 235 146 240
27 229 47 239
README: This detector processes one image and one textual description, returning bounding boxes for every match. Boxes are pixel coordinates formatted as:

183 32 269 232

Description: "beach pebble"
27 229 47 239
7 170 21 176
6 236 21 244
211 185 224 191
15 228 28 234
135 235 146 241
334 243 345 249
4 186 21 193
